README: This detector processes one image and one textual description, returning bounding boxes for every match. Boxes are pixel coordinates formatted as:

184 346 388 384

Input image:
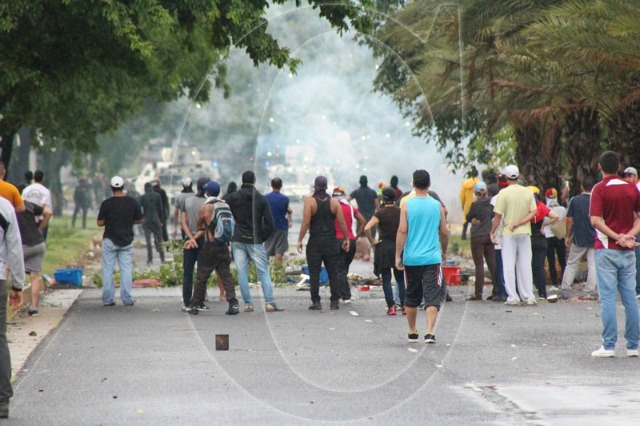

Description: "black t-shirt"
98 196 143 246
350 186 378 219
374 205 401 241
17 201 45 246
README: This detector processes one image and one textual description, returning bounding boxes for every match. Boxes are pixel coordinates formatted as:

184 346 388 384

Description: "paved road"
7 228 640 425
9 277 640 424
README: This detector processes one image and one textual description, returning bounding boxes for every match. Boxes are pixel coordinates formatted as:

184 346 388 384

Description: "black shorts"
265 230 289 256
404 264 441 309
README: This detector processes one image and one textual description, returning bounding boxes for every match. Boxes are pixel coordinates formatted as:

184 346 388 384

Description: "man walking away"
183 181 239 316
0 197 25 419
560 177 597 300
349 175 378 261
140 182 165 265
152 179 170 242
265 177 292 262
226 170 283 312
97 176 143 306
396 170 448 344
297 176 350 311
72 178 92 229
589 151 640 358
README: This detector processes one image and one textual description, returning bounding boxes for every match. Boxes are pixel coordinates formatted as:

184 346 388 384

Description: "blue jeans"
382 268 405 307
182 238 203 306
232 242 274 304
102 238 134 305
595 249 639 350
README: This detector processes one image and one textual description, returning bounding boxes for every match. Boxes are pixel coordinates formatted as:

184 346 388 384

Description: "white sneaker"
591 346 615 358
627 349 639 357
343 299 352 305
504 299 521 306
525 298 537 306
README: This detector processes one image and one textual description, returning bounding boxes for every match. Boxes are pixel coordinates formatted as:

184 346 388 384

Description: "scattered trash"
408 348 418 353
329 327 336 330
436 364 444 368
28 331 37 337
511 357 518 361
357 285 370 291
136 408 144 414
364 319 373 323
215 334 229 351
349 311 359 316
511 344 517 348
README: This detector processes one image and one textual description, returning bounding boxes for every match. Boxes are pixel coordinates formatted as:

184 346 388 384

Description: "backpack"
207 199 234 245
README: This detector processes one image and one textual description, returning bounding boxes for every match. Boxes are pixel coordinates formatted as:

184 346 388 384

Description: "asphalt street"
7 230 640 425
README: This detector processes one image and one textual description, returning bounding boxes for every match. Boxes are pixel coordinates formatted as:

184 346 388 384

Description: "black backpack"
207 199 234 245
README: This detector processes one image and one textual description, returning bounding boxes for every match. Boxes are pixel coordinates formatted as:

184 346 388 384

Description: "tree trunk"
514 122 563 193
607 102 640 169
38 146 71 216
0 120 20 175
8 126 33 184
564 109 601 199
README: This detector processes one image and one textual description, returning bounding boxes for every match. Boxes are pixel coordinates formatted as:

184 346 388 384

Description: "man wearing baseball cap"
490 165 538 305
97 176 143 306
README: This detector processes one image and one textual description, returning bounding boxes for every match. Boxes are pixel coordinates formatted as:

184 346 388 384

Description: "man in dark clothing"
72 178 93 229
225 170 283 312
152 179 170 242
466 181 497 301
97 176 143 306
183 180 239 316
265 177 292 262
349 175 379 262
140 182 165 265
297 176 350 311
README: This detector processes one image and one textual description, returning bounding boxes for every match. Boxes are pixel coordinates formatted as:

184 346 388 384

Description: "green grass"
41 214 100 276
448 233 472 258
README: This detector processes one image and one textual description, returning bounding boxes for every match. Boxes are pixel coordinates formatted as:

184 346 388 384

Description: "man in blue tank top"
396 170 449 344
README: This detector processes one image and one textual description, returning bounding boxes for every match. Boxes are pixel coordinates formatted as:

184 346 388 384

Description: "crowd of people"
4 150 640 418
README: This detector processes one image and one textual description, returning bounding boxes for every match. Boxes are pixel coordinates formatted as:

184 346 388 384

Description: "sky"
178 2 466 222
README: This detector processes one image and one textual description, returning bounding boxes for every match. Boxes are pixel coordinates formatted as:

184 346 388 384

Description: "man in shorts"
265 177 292 262
396 170 448 344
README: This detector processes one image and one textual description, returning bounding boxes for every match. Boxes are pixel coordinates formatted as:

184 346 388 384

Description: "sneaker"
467 295 483 301
244 304 254 313
560 290 571 300
123 301 135 307
330 301 340 310
525 298 537 306
196 303 210 311
265 303 284 312
627 349 639 357
486 295 494 301
591 346 615 358
185 305 199 315
407 331 419 343
226 304 239 315
424 334 436 344
445 294 453 302
308 301 322 310
28 307 39 316
343 299 352 305
104 302 116 307
387 305 397 316
504 299 521 306
492 296 506 302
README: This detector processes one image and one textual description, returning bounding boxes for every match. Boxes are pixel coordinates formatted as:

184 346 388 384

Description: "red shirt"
590 176 640 250
335 200 359 240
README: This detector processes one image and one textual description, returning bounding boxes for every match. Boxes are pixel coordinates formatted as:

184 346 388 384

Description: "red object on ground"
133 279 161 288
442 265 462 286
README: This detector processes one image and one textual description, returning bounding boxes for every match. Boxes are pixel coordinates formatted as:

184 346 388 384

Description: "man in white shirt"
21 170 52 240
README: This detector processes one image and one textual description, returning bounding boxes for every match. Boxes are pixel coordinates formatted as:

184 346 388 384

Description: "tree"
0 0 374 172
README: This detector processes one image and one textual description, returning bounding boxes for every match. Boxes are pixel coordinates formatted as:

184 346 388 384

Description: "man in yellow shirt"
490 165 537 305
460 167 480 239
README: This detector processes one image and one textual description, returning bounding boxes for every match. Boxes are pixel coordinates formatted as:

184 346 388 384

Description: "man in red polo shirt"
589 151 640 358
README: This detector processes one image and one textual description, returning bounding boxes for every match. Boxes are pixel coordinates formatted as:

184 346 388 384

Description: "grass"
448 233 472 258
41 214 100 276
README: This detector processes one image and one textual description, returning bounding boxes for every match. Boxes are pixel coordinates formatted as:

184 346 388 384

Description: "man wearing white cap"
97 176 143 306
490 165 538 305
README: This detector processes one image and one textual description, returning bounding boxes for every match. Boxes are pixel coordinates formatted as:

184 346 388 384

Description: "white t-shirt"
22 182 51 209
